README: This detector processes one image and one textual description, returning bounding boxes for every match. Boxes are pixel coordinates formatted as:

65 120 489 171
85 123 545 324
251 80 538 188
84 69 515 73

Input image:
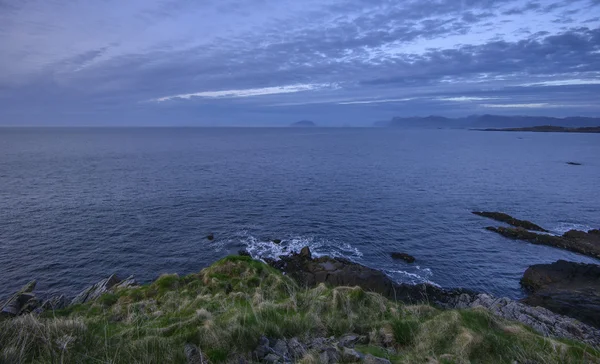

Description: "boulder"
272 239 282 245
521 260 600 329
286 338 307 359
1 280 37 317
486 226 600 259
390 252 415 263
207 233 214 241
473 211 548 232
71 274 122 305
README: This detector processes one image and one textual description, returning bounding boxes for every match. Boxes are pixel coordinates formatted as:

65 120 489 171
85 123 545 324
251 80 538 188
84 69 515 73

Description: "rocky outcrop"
252 335 389 364
521 260 600 329
266 247 600 346
267 247 476 306
184 343 209 364
486 226 600 259
472 211 548 232
390 252 415 263
1 281 39 317
450 293 600 346
71 274 139 305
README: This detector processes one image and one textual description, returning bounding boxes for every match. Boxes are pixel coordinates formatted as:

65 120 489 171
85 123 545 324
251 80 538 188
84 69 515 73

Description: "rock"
267 247 600 346
390 252 415 263
272 339 289 358
42 294 69 311
239 249 251 257
268 247 476 307
1 280 37 317
337 334 364 348
521 260 600 328
184 343 208 364
272 239 282 244
341 347 362 362
263 353 281 364
319 347 340 363
253 336 272 360
566 162 582 165
473 211 548 232
287 338 307 359
299 246 312 259
71 274 122 305
486 226 600 259
115 275 139 290
363 354 392 364
207 233 214 241
465 293 600 347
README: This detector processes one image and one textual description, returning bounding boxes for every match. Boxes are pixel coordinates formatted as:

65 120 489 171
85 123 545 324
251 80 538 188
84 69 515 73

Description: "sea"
1 127 599 301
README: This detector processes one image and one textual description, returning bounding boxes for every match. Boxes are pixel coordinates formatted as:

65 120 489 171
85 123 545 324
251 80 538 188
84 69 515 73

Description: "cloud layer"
0 0 599 125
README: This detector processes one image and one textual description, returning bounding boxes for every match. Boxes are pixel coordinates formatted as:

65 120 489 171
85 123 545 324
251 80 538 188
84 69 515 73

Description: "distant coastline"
474 125 600 133
290 120 317 127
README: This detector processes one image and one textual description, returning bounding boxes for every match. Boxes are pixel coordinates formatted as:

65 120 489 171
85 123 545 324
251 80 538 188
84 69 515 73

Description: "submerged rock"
521 260 600 329
472 211 548 232
272 239 282 244
486 226 600 259
207 233 215 241
390 252 416 263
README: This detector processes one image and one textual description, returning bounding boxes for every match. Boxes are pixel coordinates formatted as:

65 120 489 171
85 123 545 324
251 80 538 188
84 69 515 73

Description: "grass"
1 255 599 363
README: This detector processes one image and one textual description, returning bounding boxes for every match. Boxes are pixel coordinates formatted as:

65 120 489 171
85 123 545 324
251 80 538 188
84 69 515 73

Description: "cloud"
337 98 415 105
482 103 549 108
438 96 501 102
519 79 600 87
151 84 335 102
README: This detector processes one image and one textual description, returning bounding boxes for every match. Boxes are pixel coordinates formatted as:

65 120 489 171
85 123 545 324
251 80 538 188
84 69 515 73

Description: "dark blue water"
1 127 599 301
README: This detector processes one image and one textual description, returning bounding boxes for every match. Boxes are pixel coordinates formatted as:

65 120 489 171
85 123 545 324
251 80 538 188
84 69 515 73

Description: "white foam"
552 222 595 235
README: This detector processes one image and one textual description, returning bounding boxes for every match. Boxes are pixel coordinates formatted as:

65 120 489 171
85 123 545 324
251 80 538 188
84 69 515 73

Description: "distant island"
475 125 600 133
290 120 317 127
375 115 600 129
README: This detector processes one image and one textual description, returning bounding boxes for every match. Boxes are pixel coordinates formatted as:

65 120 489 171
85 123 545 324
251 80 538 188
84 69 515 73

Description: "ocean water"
1 127 599 301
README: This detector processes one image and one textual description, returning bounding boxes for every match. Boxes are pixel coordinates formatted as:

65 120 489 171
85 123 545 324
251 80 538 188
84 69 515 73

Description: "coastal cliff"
2 251 600 363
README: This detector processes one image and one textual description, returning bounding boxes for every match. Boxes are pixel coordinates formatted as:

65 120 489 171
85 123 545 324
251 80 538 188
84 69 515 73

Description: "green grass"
1 256 599 363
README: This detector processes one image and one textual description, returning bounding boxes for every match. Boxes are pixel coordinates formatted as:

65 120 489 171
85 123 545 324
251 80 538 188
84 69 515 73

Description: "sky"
0 0 599 126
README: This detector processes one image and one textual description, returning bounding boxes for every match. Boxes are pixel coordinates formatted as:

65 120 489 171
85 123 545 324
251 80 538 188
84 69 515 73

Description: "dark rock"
337 334 363 348
473 211 548 232
115 275 139 289
253 336 272 360
207 233 214 241
272 239 282 244
42 294 69 311
1 280 37 317
71 274 122 305
238 249 251 257
390 252 416 263
319 347 340 363
268 247 476 306
521 260 600 329
287 338 307 359
272 339 289 358
486 226 600 259
566 162 582 166
184 343 208 364
299 246 312 259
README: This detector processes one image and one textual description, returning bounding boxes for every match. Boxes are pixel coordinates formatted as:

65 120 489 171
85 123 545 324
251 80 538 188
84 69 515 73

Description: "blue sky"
0 0 599 126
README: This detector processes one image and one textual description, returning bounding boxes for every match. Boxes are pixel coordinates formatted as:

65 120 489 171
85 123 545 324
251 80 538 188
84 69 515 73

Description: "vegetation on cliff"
1 256 599 363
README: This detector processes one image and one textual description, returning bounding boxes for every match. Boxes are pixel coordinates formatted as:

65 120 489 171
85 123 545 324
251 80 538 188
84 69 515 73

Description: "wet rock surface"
267 247 475 306
486 226 600 259
390 252 415 263
472 211 548 232
521 260 600 329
